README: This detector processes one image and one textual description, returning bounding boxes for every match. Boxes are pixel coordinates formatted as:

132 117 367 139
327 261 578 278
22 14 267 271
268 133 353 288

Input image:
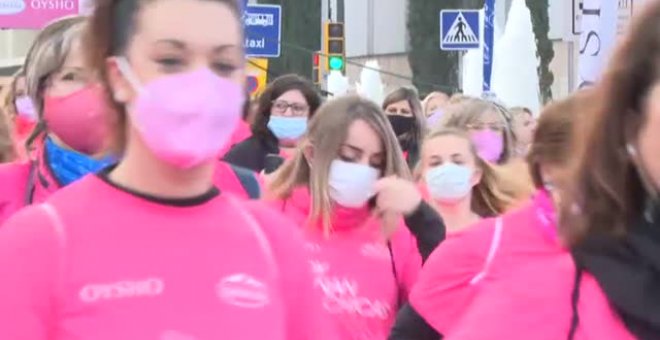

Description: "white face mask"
328 159 380 208
425 163 474 203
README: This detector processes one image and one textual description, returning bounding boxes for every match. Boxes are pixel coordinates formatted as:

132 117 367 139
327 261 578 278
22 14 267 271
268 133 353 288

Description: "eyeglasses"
272 100 309 116
466 122 506 132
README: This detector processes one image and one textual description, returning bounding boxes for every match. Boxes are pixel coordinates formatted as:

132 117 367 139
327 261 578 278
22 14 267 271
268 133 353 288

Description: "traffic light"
312 51 321 85
324 22 345 73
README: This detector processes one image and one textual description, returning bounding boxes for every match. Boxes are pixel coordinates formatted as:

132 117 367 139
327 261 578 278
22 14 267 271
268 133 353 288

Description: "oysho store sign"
0 0 85 29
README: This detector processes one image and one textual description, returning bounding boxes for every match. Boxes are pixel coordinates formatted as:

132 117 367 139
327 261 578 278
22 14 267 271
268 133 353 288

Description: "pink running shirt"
0 174 334 340
271 187 422 339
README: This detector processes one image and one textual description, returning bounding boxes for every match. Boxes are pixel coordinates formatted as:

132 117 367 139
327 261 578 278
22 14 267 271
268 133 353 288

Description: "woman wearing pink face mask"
422 91 449 128
0 0 333 339
0 16 115 226
3 70 37 153
443 97 515 165
267 95 445 339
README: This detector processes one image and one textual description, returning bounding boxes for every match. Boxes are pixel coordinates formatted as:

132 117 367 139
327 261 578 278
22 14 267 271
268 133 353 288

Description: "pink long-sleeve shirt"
270 187 422 339
410 198 634 340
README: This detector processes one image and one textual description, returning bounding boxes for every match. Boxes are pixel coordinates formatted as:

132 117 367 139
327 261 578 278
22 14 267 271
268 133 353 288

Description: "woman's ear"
471 165 483 187
105 57 134 104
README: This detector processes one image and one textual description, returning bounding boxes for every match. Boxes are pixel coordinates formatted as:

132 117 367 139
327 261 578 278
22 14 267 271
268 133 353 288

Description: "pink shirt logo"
78 278 165 303
160 330 198 340
216 273 270 309
0 0 80 29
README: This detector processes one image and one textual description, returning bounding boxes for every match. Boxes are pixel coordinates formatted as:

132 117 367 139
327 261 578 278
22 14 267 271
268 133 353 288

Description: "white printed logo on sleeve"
79 278 165 303
216 273 270 309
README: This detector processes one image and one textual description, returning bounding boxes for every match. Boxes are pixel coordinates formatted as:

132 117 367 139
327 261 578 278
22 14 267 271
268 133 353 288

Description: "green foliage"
407 0 481 96
258 0 321 80
526 0 554 103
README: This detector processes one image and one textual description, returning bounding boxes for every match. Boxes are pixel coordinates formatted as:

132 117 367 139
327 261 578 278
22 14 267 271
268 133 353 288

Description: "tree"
258 0 321 80
407 0 481 96
526 0 554 103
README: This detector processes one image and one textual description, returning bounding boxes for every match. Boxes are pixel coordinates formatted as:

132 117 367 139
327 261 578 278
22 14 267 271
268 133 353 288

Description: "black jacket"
223 135 280 173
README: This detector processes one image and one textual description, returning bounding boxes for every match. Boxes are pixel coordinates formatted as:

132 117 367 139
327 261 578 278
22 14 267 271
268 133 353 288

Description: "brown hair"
421 127 520 217
251 74 321 141
86 0 241 152
560 2 660 246
383 88 426 141
527 93 587 188
269 95 410 234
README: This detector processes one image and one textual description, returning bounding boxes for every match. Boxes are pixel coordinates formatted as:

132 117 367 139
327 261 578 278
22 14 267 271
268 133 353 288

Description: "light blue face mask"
267 116 307 140
425 163 474 203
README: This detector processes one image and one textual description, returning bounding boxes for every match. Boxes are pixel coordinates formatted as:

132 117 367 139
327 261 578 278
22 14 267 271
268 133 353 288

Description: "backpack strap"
229 164 261 199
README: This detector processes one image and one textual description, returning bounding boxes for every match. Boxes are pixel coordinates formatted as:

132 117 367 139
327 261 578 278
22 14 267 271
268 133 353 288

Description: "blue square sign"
440 10 481 51
244 4 282 58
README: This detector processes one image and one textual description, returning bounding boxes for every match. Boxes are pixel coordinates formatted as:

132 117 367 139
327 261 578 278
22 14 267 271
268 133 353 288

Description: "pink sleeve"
390 224 422 299
0 205 60 340
409 219 496 334
245 202 339 340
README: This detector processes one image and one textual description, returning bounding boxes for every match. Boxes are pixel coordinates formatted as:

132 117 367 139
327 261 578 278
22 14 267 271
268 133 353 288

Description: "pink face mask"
43 84 111 155
15 95 37 121
470 130 504 163
117 58 244 169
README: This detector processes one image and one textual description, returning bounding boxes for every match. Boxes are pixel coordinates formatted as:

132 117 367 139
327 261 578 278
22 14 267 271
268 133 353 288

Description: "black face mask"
387 115 415 137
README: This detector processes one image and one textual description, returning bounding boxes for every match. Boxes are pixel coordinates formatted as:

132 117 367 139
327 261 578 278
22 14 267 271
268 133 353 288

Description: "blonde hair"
422 91 449 114
443 97 515 164
421 127 527 216
269 95 411 234
24 15 87 147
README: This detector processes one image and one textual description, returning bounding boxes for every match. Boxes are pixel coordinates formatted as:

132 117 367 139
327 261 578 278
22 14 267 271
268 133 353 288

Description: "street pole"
367 0 374 55
568 40 576 92
330 0 338 22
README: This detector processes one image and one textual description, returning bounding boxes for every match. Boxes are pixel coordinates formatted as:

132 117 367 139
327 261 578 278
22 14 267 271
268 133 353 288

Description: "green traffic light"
328 56 344 70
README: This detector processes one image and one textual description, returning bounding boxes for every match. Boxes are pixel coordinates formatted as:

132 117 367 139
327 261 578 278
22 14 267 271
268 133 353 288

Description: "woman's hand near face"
374 176 422 216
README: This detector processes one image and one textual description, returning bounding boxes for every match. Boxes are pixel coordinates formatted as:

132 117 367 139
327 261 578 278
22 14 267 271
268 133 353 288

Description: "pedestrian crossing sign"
440 10 481 51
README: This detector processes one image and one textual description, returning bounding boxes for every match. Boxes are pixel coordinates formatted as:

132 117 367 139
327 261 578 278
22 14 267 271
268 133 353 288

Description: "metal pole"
568 40 575 92
367 0 375 55
330 0 338 22
458 52 464 92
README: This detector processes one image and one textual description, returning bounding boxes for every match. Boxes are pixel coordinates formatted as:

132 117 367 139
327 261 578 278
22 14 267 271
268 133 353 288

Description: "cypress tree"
526 0 554 103
407 0 481 96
